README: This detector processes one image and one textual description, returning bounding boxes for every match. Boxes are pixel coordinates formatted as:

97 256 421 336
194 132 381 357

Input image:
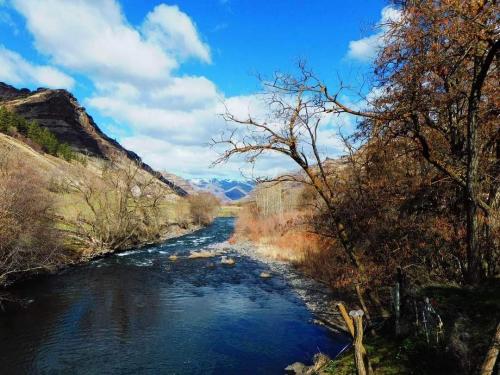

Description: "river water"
0 217 349 374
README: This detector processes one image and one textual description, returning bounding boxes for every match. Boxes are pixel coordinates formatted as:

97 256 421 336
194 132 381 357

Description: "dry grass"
0 149 68 284
231 204 358 289
231 208 325 262
0 132 195 265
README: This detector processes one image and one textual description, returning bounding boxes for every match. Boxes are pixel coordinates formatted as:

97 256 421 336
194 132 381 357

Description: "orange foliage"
231 208 325 261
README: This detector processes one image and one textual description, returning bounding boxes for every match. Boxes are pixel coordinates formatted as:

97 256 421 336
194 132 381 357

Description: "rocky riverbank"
205 240 354 374
209 240 351 333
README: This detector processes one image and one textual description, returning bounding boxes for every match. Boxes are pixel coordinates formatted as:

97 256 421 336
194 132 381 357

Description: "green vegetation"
326 281 500 374
0 106 76 161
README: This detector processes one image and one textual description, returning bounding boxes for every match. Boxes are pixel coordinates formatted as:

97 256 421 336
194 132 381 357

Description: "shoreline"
0 223 202 291
211 240 351 334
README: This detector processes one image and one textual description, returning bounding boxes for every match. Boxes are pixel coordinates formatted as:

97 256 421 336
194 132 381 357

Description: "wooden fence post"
337 302 355 337
337 303 374 375
350 310 367 375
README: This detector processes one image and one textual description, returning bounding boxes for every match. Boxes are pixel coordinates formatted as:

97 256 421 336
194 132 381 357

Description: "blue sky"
0 0 391 179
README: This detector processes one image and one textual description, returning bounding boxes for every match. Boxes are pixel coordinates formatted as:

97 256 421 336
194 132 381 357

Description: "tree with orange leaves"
365 0 499 283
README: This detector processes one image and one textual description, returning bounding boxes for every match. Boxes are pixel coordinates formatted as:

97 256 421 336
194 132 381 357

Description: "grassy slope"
0 132 187 256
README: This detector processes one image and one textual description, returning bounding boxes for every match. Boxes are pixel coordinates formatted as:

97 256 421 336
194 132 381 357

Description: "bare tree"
0 150 63 285
67 159 168 254
188 192 220 226
212 63 381 316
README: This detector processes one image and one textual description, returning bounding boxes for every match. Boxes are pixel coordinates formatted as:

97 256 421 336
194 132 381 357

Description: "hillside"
0 82 186 195
0 83 217 286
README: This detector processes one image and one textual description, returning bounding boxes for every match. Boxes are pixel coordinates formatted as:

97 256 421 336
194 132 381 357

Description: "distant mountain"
161 172 197 194
190 178 255 202
0 82 186 196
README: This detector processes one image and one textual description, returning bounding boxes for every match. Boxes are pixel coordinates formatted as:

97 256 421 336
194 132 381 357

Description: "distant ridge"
190 178 255 201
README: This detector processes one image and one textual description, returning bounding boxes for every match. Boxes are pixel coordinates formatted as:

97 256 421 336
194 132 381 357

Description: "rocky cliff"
0 82 186 196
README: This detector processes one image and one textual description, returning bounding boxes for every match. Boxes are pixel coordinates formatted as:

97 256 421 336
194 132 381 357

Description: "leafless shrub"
0 151 63 285
67 159 169 254
187 192 220 226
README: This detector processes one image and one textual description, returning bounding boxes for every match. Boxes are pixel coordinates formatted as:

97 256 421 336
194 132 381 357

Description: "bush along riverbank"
230 237 499 373
0 137 219 295
226 241 499 374
0 223 203 312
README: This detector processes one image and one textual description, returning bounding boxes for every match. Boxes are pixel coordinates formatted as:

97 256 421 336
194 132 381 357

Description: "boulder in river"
259 271 272 278
168 255 178 261
188 250 216 259
220 256 235 265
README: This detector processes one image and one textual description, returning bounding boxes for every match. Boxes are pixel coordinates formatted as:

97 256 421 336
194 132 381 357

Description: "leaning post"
337 303 373 375
350 309 367 375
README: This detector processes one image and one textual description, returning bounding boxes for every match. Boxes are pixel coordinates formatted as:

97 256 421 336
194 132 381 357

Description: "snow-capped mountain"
189 178 255 202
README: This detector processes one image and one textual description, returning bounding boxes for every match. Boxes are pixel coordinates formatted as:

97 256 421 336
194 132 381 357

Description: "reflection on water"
0 218 349 374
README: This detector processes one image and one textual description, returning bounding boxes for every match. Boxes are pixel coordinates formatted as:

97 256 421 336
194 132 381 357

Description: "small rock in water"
168 255 178 261
259 271 272 278
220 256 235 265
188 250 216 259
206 261 216 269
284 362 307 375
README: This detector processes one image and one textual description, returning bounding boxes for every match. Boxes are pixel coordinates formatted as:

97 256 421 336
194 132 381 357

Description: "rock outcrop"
0 82 186 195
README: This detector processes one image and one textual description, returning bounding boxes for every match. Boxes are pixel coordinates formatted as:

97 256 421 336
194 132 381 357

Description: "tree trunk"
465 196 480 284
465 59 481 285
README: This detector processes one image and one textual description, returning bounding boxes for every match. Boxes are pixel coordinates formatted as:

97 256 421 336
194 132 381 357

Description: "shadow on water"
0 218 349 374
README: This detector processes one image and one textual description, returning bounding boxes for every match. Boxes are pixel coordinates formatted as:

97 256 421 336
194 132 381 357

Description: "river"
0 217 349 374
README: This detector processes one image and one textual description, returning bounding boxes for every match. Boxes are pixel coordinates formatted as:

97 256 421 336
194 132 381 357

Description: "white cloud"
0 45 74 89
347 5 401 62
121 135 297 179
149 76 219 110
9 0 343 179
87 94 220 145
142 4 211 64
12 0 180 83
347 34 380 62
86 92 263 146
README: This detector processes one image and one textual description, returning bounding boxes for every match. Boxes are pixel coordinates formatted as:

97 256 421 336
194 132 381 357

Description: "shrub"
187 193 220 226
69 160 172 253
0 152 64 285
56 142 75 161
